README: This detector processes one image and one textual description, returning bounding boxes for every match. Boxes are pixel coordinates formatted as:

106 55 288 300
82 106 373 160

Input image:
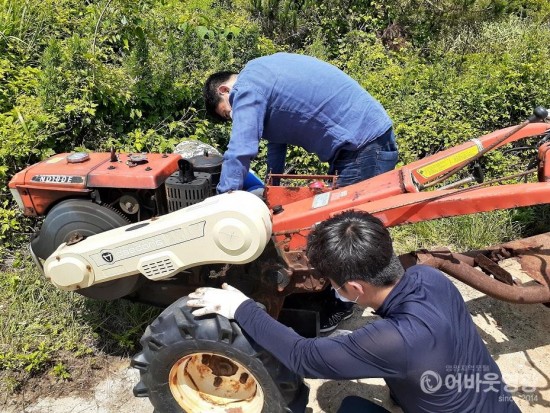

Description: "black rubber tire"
131 296 307 413
32 199 130 259
31 198 141 300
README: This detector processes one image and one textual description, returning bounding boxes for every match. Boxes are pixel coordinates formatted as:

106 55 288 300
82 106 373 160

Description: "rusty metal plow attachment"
400 232 550 305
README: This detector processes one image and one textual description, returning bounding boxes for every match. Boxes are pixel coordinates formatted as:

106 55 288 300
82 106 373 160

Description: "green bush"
378 0 550 49
327 17 550 172
248 0 386 52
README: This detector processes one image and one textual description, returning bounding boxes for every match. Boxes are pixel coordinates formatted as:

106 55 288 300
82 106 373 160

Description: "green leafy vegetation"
391 210 522 253
1 0 550 394
0 264 160 393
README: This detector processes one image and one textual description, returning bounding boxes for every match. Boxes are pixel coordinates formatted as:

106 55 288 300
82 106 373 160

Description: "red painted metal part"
9 152 181 216
264 174 336 209
355 182 550 226
87 153 180 189
8 153 109 216
267 122 550 251
538 142 550 181
265 185 331 210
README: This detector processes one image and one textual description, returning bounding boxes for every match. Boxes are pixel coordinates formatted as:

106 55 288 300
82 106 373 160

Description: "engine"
165 151 223 212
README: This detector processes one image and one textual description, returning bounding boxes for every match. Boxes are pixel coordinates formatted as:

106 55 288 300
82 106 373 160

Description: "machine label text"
31 175 84 184
417 146 479 179
92 221 206 266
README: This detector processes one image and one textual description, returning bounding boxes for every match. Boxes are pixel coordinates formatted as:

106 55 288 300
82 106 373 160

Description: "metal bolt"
276 269 291 289
272 205 284 214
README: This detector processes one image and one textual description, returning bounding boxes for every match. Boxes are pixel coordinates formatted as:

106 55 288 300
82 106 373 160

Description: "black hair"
306 210 404 286
203 71 237 121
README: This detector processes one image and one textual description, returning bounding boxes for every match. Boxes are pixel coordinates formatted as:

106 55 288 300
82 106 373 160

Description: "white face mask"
334 288 358 303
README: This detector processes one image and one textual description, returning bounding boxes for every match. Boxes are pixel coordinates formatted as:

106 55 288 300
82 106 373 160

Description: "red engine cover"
9 152 181 216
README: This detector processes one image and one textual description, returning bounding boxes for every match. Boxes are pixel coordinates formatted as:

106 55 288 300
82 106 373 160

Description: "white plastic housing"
43 191 272 291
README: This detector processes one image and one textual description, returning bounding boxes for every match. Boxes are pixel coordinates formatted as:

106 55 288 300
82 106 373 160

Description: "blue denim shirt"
217 52 392 193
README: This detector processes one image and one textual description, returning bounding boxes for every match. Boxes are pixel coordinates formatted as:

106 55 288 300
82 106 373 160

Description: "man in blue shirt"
188 211 521 413
203 52 397 191
203 52 399 331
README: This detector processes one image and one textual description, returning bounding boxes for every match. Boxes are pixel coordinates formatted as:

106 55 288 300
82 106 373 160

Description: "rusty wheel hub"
169 352 264 412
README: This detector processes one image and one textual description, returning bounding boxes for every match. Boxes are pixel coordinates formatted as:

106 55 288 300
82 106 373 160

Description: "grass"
1 206 550 396
390 209 523 254
0 261 160 395
390 205 550 254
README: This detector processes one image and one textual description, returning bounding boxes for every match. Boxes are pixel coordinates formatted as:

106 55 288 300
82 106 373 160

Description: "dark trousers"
336 396 391 413
329 127 398 188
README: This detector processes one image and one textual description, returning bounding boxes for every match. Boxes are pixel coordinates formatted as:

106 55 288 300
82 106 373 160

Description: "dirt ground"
2 260 549 413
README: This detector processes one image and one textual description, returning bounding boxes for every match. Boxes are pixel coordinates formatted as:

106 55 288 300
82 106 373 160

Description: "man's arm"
187 284 406 380
235 299 406 380
217 85 268 193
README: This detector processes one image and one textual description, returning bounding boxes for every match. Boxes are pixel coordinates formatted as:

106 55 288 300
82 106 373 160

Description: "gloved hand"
187 283 249 319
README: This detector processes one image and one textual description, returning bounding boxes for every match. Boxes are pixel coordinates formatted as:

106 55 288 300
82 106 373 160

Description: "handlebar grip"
530 106 549 121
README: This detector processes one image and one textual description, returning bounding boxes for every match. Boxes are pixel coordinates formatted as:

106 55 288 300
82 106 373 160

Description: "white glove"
187 283 249 319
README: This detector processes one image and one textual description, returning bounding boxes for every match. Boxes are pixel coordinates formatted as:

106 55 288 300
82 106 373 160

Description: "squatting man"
187 210 520 413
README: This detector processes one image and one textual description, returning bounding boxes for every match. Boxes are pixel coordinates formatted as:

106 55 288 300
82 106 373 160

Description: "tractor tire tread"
131 296 306 413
